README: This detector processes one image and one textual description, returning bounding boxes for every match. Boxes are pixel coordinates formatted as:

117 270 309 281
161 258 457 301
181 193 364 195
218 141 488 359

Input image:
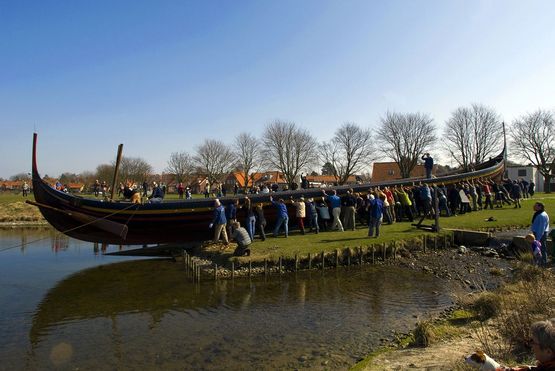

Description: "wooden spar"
110 144 124 201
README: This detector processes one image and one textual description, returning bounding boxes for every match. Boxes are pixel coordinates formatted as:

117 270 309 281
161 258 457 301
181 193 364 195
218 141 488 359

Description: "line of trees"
10 105 555 192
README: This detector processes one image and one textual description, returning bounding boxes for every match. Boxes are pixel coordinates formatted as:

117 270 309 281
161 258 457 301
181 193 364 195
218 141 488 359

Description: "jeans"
274 215 289 237
246 216 256 240
540 232 548 266
368 216 382 237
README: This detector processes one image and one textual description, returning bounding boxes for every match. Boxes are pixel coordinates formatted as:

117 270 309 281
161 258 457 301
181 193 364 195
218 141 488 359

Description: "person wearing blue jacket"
270 195 289 237
210 199 228 244
322 189 344 232
367 194 384 237
531 202 550 266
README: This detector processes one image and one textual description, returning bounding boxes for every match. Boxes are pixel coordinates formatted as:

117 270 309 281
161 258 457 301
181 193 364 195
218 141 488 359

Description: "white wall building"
504 165 551 192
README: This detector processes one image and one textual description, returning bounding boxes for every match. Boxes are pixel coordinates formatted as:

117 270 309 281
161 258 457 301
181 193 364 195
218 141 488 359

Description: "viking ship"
30 133 506 245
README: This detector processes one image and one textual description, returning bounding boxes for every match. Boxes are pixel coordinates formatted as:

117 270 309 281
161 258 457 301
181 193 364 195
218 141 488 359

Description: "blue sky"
1 0 554 178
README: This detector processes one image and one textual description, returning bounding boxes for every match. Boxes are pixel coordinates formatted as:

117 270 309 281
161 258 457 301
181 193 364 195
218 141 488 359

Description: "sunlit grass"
246 195 555 258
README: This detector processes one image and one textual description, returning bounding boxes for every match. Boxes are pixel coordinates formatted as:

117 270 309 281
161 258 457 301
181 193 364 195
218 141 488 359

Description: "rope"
0 202 140 253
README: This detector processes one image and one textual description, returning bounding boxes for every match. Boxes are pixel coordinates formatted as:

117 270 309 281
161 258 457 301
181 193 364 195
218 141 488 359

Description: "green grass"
0 192 35 205
246 195 553 259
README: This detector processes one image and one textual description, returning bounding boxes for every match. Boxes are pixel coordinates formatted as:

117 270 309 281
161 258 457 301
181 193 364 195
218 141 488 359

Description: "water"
0 228 455 370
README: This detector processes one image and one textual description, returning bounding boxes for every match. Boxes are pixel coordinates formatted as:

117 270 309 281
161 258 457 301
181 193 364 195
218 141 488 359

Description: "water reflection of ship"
29 261 450 352
50 233 69 252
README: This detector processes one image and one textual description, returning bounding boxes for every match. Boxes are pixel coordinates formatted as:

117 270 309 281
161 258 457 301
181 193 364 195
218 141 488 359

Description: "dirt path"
364 329 480 370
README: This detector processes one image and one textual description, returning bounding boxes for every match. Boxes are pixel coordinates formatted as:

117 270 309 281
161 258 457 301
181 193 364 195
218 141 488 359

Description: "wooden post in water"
335 250 339 268
231 261 235 280
264 259 268 275
308 253 312 270
359 247 362 265
382 243 386 261
110 143 124 201
372 246 375 264
248 260 252 277
214 264 218 280
279 257 282 274
347 251 351 267
321 251 325 270
182 250 186 265
197 265 201 282
294 254 298 272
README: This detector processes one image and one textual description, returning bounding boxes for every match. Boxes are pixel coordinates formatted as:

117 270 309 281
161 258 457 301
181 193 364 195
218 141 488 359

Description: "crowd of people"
208 176 550 265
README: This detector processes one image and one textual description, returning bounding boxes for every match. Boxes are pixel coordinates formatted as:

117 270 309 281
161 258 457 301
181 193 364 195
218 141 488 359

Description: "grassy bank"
240 195 553 259
0 193 42 223
351 262 555 370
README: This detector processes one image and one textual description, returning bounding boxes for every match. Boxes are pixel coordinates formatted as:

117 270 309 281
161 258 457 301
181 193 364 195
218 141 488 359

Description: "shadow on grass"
320 237 372 243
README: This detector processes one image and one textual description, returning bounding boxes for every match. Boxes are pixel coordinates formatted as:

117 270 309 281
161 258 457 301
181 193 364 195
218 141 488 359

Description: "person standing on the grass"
292 196 306 235
242 196 256 241
342 189 357 230
270 195 289 238
209 199 228 245
367 194 384 237
531 202 550 266
316 200 330 231
225 199 238 239
255 202 267 241
322 189 344 232
529 181 536 197
511 180 522 208
306 197 319 233
22 181 30 197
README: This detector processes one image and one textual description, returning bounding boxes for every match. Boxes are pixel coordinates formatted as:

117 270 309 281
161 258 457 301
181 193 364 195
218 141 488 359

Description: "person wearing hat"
293 196 306 235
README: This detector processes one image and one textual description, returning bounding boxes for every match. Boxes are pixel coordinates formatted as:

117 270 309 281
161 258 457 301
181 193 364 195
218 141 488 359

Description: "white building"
504 165 551 192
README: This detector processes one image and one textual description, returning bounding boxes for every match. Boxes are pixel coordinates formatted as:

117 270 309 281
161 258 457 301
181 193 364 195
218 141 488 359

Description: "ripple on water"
2 242 454 370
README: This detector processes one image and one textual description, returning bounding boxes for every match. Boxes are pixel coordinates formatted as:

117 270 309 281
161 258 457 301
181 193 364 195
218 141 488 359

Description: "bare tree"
166 152 194 184
119 157 153 184
194 139 235 186
262 120 318 186
234 132 261 190
444 103 503 171
319 122 375 185
95 164 115 183
378 112 436 178
10 172 31 181
509 110 555 193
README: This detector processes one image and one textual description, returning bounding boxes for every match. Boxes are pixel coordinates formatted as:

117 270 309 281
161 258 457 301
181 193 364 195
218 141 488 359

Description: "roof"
371 162 428 182
0 180 26 188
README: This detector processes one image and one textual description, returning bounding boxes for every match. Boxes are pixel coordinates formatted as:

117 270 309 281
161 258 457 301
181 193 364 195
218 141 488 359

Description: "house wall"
505 166 548 192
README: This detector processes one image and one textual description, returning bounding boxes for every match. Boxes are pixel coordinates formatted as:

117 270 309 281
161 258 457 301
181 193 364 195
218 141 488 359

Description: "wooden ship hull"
30 133 506 245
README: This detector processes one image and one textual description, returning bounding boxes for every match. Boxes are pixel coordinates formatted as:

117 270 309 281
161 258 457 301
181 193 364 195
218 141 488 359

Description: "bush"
472 292 501 321
412 320 435 347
